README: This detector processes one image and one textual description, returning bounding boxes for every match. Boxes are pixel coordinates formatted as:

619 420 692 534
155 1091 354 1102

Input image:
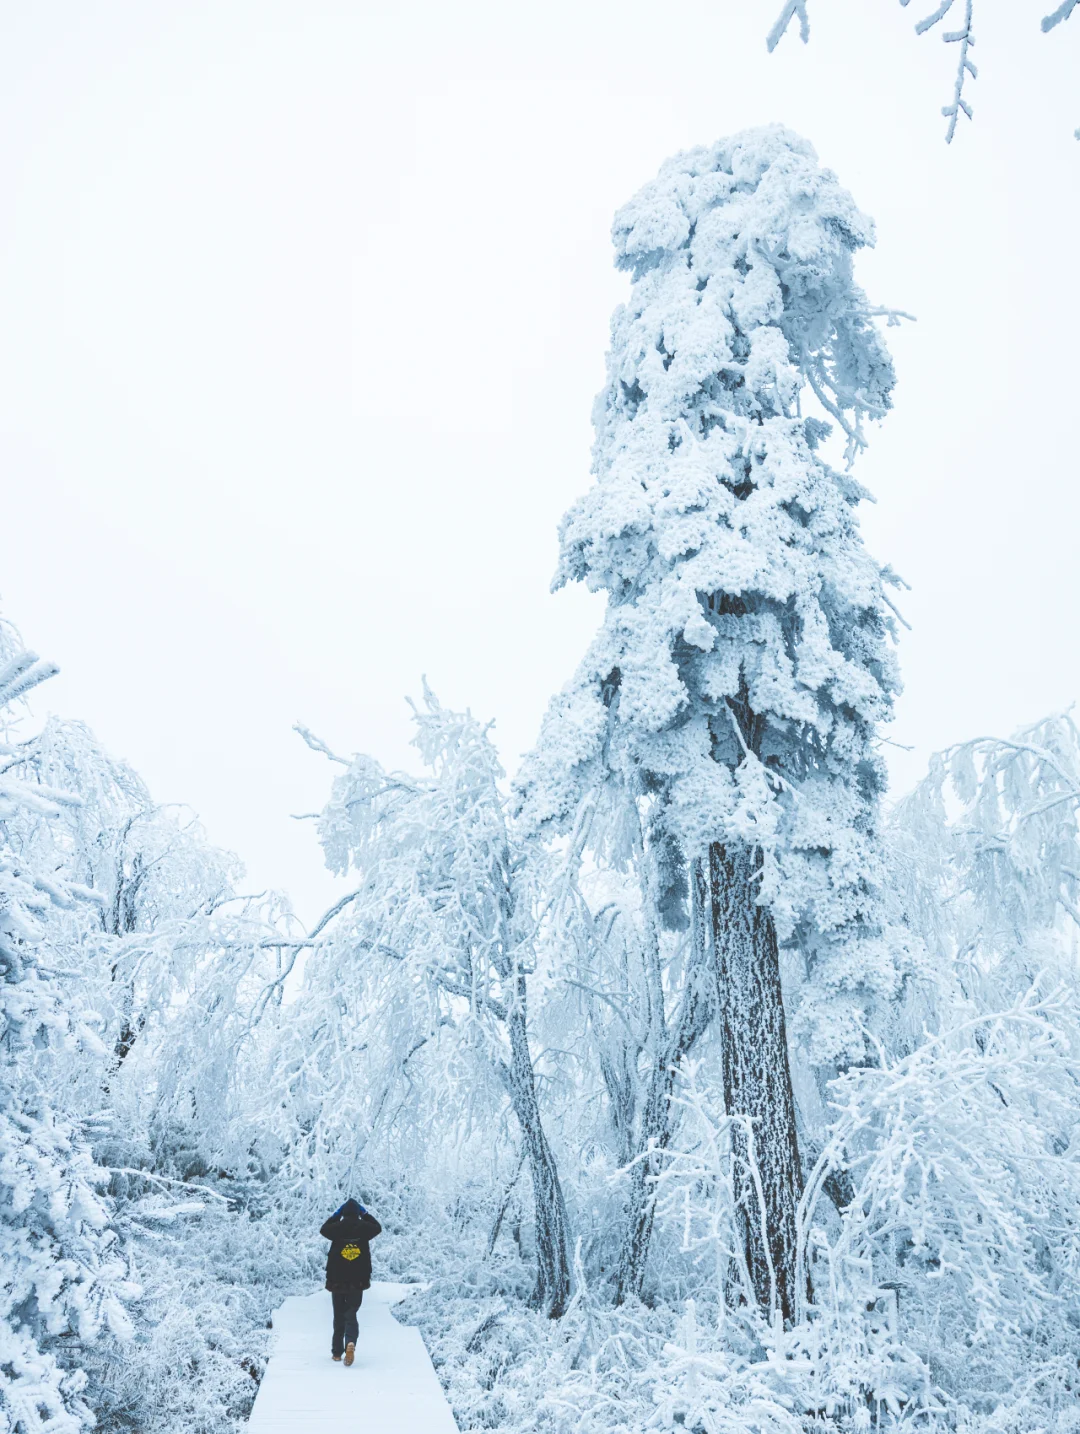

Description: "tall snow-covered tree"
518 126 909 1324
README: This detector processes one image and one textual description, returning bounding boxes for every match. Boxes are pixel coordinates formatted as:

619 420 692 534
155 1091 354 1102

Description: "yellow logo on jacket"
340 1244 362 1261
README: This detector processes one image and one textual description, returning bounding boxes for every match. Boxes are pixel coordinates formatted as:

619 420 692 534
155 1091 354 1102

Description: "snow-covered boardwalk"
248 1282 458 1433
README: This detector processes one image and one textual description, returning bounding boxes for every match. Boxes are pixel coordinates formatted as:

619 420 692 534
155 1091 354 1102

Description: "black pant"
331 1288 363 1356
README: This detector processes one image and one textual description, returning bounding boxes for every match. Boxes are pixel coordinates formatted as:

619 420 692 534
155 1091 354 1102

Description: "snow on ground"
247 1282 458 1433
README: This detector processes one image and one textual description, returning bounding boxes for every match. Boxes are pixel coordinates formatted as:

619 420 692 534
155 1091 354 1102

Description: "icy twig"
904 0 978 142
108 1167 232 1206
768 0 1075 140
1041 0 1079 135
293 722 350 765
766 0 809 51
862 304 918 327
880 589 913 631
1041 0 1078 33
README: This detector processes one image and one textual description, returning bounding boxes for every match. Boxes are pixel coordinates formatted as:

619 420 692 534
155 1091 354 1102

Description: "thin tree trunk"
710 841 802 1326
503 993 572 1318
614 859 714 1303
598 1043 637 1169
614 1057 674 1304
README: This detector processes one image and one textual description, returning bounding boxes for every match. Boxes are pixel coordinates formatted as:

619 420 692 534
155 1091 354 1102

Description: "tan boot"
332 1354 342 1362
344 1343 355 1367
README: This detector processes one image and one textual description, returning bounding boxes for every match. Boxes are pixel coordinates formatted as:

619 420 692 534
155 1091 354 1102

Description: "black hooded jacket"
320 1199 382 1292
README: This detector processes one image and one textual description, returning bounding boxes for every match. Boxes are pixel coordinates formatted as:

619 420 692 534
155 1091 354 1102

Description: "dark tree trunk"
614 859 714 1304
503 991 572 1318
710 841 803 1326
113 1014 144 1067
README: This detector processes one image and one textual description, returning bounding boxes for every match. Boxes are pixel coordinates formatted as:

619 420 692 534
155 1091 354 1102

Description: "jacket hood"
341 1198 362 1218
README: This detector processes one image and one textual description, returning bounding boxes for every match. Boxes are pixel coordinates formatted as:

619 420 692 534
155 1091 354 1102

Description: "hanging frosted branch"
769 0 1076 139
766 0 809 51
1040 0 1079 135
940 10 976 143
1042 0 1078 32
293 722 349 765
905 0 977 142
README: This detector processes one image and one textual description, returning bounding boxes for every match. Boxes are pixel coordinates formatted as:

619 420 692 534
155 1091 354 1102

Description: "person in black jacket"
320 1197 382 1364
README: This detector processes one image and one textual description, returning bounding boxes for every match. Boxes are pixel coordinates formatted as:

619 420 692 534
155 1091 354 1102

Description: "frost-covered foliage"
0 620 301 1434
397 974 1080 1434
0 636 135 1433
802 987 1080 1415
889 710 1080 1007
76 1184 309 1434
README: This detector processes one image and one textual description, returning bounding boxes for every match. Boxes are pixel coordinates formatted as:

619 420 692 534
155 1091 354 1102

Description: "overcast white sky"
1 0 1077 922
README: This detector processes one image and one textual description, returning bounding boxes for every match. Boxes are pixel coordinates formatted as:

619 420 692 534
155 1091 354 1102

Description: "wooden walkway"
248 1282 458 1432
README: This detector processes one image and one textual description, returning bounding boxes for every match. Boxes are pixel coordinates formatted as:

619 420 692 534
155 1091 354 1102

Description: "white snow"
247 1282 458 1434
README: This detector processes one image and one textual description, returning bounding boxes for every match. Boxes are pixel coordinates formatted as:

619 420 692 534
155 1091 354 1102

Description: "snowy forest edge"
4 125 1080 1434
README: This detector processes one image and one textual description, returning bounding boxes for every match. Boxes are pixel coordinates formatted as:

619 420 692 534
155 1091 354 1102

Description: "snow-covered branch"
768 0 1076 140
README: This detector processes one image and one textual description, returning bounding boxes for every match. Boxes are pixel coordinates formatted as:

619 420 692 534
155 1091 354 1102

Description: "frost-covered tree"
7 715 244 1084
22 717 238 941
889 710 1080 1004
2 705 277 1160
0 633 294 1434
518 127 911 1324
0 640 136 1433
289 691 572 1315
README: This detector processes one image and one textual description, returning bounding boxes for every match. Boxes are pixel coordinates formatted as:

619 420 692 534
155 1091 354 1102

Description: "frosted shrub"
888 711 1080 1012
79 1191 312 1434
804 986 1080 1419
642 990 1080 1429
